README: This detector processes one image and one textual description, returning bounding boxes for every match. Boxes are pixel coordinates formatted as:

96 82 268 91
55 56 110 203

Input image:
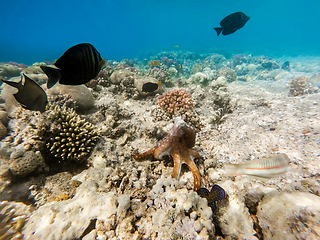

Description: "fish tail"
214 27 223 36
2 78 22 90
99 59 107 69
225 164 244 176
40 65 61 89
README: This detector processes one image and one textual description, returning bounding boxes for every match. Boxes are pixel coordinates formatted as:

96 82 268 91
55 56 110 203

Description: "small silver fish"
2 73 48 112
225 153 290 181
309 73 320 88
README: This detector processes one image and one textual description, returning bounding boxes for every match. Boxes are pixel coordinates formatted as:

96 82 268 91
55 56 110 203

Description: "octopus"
133 117 201 191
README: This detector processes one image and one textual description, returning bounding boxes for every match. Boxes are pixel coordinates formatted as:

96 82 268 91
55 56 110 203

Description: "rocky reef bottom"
0 53 320 240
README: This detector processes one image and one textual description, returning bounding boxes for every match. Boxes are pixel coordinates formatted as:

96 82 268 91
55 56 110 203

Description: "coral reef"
0 64 22 79
45 105 99 162
135 176 215 239
133 117 201 191
218 67 237 83
156 88 194 117
0 51 319 240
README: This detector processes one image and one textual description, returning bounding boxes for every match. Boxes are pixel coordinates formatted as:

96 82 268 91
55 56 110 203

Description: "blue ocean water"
1 0 320 64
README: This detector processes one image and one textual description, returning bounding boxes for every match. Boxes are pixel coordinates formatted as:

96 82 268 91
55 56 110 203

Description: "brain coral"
46 105 99 162
156 88 194 116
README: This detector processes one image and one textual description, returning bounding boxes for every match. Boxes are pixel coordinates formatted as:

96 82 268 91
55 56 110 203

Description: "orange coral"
156 88 194 116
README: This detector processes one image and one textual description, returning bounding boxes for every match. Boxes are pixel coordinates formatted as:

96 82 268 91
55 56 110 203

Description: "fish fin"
40 65 61 89
2 76 23 90
214 27 223 36
157 81 162 86
197 188 210 198
225 164 244 176
210 184 226 201
250 176 270 182
99 59 107 70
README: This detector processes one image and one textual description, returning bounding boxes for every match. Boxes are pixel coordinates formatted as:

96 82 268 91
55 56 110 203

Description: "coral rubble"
0 201 30 240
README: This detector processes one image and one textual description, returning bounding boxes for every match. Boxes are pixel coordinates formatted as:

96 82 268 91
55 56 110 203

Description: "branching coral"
45 105 99 162
156 88 194 117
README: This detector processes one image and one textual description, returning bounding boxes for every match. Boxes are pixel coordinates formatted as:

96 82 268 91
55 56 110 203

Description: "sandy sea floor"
0 53 320 240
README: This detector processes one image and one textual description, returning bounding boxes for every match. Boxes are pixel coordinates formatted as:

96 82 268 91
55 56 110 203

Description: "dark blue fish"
214 12 250 36
41 43 106 89
197 184 226 212
142 81 162 93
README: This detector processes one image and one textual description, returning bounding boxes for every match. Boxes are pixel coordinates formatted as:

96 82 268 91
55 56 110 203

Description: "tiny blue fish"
197 184 226 212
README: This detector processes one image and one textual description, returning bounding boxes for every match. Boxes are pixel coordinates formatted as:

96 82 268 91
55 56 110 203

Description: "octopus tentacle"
188 149 200 160
172 153 182 179
133 117 201 191
133 146 157 161
187 160 201 191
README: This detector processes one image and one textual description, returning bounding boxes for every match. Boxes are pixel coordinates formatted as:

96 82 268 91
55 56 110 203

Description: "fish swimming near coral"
225 153 290 181
40 43 106 89
149 60 161 67
214 12 250 36
142 81 162 93
197 184 226 212
2 73 48 112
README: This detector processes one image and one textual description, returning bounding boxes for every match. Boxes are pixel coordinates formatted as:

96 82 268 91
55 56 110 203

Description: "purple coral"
151 67 166 80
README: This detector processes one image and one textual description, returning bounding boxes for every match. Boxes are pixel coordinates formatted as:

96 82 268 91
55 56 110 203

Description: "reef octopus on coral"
133 117 201 191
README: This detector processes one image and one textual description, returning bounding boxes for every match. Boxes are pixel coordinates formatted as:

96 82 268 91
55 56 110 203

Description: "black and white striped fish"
41 43 106 88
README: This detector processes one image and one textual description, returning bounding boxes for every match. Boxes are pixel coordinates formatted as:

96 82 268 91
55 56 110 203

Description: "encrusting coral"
155 88 194 117
133 117 201 191
45 105 99 162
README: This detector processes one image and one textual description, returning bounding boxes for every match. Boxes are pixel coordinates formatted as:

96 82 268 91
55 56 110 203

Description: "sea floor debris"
0 52 320 239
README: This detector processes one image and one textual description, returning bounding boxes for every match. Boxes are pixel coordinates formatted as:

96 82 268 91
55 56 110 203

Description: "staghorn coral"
133 117 201 191
0 201 29 240
156 88 194 117
45 105 99 162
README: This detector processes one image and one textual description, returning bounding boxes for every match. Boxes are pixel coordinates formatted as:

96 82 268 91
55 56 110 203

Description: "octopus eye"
179 137 183 143
184 133 189 138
